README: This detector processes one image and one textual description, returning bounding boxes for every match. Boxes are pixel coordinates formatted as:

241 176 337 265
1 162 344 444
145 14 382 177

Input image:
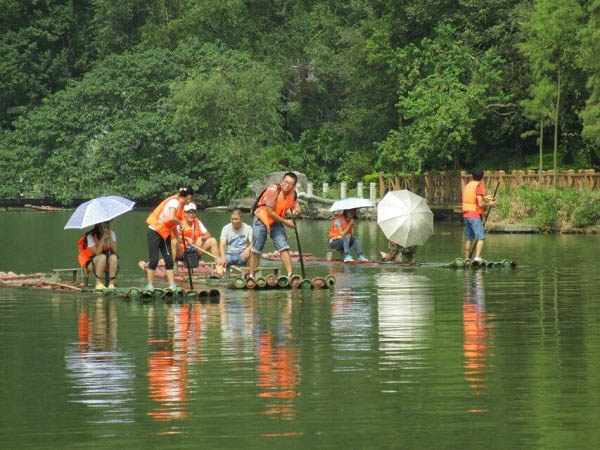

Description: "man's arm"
265 206 295 228
477 194 496 207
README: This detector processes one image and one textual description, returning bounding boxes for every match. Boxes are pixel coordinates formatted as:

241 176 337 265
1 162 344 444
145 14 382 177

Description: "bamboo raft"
261 253 518 269
0 271 337 301
0 257 515 299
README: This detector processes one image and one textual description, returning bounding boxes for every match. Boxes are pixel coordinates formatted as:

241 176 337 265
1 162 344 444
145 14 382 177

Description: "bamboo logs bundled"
445 258 517 269
229 275 337 290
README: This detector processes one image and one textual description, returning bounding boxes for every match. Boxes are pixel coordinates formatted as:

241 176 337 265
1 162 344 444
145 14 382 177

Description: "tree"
579 0 600 150
518 0 584 186
521 77 554 180
0 0 94 128
376 25 505 173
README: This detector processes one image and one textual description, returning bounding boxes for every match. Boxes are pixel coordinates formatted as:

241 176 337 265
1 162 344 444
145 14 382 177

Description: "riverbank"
228 185 600 234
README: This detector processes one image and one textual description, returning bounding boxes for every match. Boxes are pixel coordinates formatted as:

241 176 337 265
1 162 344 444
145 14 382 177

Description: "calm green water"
2 210 600 448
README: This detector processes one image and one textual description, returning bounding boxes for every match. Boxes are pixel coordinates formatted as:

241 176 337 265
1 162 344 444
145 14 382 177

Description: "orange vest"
77 232 109 267
146 195 185 239
178 218 205 251
254 184 297 228
462 181 483 216
328 215 353 239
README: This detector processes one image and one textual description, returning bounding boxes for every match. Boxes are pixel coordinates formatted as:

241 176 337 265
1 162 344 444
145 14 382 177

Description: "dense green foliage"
493 185 600 228
0 0 599 204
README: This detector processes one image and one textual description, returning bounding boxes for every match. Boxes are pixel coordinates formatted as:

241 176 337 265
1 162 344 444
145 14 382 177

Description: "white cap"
184 202 197 212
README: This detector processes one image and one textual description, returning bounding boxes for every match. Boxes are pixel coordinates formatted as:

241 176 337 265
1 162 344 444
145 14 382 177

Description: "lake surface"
1 209 600 448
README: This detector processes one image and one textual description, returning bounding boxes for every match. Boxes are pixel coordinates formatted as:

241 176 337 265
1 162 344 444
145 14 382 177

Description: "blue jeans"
330 237 363 257
252 217 289 253
226 252 246 266
464 217 485 241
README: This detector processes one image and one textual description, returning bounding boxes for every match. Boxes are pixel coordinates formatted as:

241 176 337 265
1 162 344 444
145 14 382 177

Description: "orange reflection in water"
463 273 489 412
77 299 118 352
147 303 204 421
257 322 298 420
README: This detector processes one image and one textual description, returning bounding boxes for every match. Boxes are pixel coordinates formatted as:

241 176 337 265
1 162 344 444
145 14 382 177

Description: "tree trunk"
553 69 561 188
539 118 544 184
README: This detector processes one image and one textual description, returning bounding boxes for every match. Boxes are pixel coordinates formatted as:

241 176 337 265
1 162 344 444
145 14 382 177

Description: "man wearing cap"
176 202 220 263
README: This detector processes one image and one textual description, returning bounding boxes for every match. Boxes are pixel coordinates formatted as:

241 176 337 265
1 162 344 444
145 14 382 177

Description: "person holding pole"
462 170 496 262
175 203 220 261
145 187 194 291
247 172 301 279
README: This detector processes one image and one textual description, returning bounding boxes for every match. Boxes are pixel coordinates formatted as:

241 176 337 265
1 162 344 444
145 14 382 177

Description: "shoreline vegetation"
4 184 600 234
487 186 600 233
1 2 600 206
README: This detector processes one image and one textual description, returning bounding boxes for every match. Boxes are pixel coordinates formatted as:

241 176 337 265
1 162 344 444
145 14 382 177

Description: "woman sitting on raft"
329 209 368 262
77 220 118 289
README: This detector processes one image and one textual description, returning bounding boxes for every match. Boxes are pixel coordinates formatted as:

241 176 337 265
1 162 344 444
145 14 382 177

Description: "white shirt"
87 231 116 248
149 198 179 231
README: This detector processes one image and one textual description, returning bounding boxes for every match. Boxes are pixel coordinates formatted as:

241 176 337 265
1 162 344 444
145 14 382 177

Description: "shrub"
494 186 600 229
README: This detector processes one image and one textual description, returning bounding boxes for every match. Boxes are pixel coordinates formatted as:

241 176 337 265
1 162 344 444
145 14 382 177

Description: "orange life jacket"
146 195 185 239
77 231 109 267
462 181 483 216
178 218 205 251
254 184 297 228
328 215 354 240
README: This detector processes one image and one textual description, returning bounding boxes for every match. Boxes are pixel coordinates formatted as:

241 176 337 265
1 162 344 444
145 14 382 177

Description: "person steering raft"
462 169 496 262
145 187 194 292
247 172 301 279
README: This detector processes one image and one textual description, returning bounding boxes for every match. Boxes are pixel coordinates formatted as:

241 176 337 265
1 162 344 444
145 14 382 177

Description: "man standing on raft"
145 187 194 291
462 170 496 262
247 172 301 279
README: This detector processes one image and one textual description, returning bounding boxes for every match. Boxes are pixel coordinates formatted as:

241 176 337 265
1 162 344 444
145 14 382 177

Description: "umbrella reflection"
65 299 135 424
377 272 434 371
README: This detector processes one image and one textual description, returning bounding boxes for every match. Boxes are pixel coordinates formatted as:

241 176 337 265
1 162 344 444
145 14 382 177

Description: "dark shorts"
86 251 119 278
147 229 174 270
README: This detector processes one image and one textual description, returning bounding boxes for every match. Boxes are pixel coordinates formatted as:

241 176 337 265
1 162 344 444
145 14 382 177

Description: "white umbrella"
64 196 136 229
330 197 374 212
377 190 433 247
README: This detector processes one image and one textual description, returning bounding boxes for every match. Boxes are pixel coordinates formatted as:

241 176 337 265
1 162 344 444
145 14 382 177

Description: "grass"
490 185 600 229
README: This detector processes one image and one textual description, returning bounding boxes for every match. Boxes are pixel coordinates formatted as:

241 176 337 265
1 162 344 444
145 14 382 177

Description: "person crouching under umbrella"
379 241 417 264
77 221 119 289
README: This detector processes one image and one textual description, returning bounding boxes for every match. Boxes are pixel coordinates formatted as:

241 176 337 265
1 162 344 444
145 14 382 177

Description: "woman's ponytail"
178 186 194 197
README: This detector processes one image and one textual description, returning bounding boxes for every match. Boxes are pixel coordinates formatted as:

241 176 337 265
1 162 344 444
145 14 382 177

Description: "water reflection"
65 298 135 423
331 284 373 370
146 303 205 421
253 292 299 421
376 271 434 378
463 272 489 412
